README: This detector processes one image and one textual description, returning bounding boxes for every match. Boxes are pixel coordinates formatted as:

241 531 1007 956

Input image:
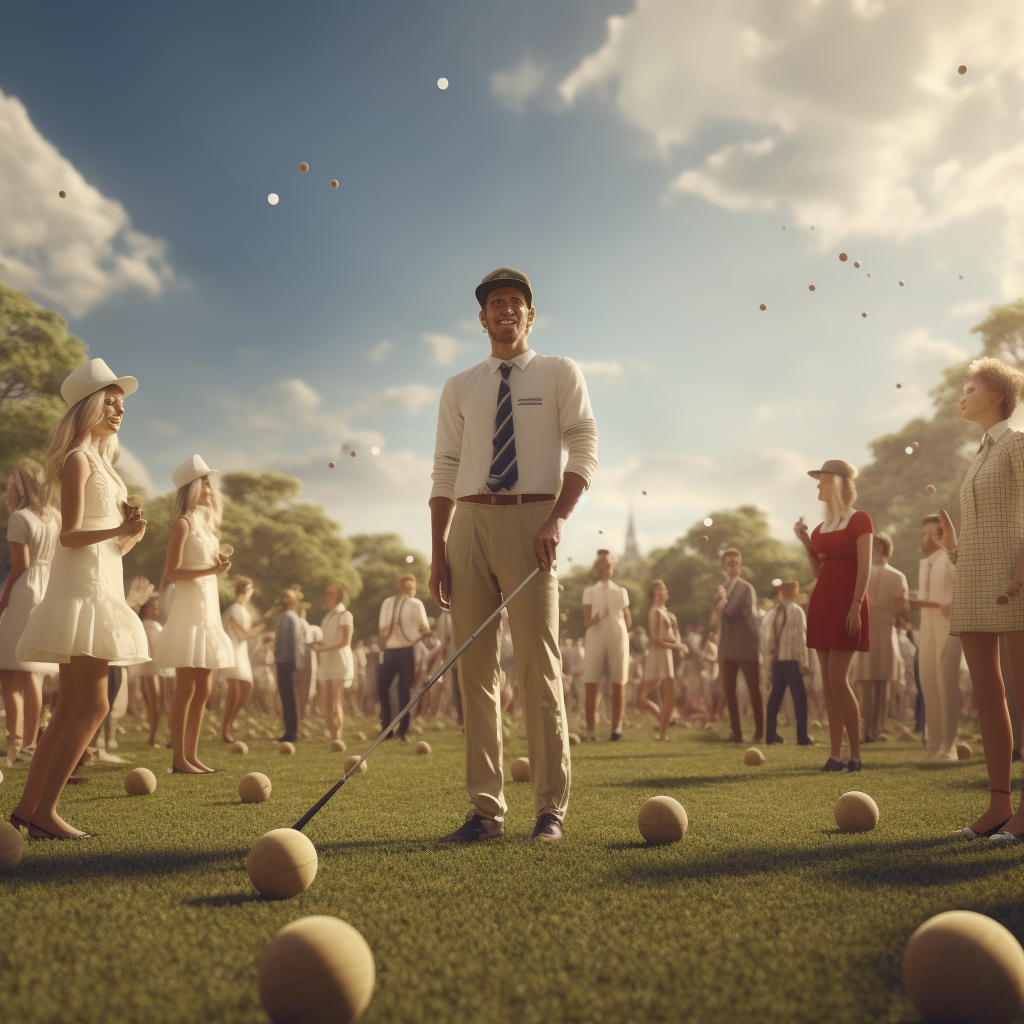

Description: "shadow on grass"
184 892 265 907
595 770 828 788
9 846 250 883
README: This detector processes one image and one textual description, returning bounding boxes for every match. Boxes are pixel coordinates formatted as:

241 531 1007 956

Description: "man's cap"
475 267 532 308
807 459 858 481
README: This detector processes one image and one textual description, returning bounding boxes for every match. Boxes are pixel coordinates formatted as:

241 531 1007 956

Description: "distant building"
620 506 642 569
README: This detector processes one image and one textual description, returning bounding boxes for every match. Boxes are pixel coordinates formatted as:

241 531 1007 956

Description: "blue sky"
2 0 1021 565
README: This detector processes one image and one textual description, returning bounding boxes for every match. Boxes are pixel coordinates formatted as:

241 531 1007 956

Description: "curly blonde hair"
968 357 1024 420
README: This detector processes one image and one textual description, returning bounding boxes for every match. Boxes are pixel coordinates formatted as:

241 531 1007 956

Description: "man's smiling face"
479 286 535 349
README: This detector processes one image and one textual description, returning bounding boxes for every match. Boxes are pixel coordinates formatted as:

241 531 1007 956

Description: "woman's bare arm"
583 603 599 630
846 532 874 635
59 451 146 549
0 542 29 615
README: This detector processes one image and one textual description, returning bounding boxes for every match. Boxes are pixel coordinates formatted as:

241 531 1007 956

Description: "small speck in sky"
759 303 767 310
704 517 713 527
58 190 66 198
330 179 339 188
808 284 816 291
328 461 336 469
405 555 414 563
371 446 380 455
958 65 967 75
437 78 449 90
839 252 848 261
268 193 279 205
299 162 308 172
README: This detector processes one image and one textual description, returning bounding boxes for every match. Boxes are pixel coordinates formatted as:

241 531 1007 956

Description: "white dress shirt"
759 601 809 668
582 579 629 623
431 348 599 500
378 594 430 649
985 419 1012 445
918 548 955 619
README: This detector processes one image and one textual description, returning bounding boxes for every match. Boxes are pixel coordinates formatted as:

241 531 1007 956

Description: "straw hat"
61 358 138 406
171 454 218 489
807 460 858 481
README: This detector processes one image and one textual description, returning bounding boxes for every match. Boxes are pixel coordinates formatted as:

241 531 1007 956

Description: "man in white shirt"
912 514 961 760
429 267 598 843
760 582 813 745
377 574 432 742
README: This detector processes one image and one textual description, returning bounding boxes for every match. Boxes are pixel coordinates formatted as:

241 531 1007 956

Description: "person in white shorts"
582 549 631 741
312 584 354 741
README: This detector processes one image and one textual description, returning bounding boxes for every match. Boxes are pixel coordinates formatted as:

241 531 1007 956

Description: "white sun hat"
171 454 219 489
61 358 138 406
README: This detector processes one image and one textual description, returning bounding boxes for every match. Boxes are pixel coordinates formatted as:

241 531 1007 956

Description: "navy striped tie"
487 363 518 493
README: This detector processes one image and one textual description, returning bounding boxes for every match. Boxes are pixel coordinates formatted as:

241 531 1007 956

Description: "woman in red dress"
794 460 873 773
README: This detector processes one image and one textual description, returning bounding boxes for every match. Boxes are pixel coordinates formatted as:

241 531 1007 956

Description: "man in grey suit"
715 548 764 742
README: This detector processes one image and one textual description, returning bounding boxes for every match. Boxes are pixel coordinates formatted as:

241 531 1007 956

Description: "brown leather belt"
457 493 555 506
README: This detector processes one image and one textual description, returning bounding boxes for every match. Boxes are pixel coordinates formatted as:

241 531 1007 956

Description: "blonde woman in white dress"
155 455 233 774
637 580 688 742
220 575 264 743
0 464 60 766
11 359 148 839
312 584 354 741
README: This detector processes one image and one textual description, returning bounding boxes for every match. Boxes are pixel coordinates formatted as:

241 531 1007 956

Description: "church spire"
623 505 640 562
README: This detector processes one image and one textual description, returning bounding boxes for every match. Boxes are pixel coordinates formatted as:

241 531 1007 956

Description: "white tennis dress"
154 512 234 670
222 601 254 682
0 508 61 671
318 602 354 686
16 448 148 666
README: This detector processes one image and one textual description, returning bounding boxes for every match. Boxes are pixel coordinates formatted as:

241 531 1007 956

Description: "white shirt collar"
926 548 945 566
487 349 536 374
986 419 1012 443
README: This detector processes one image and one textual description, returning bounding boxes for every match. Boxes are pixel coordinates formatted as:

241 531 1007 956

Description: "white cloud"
894 327 968 367
273 378 322 410
491 57 548 114
554 0 1024 295
422 332 472 365
367 339 393 363
381 383 438 414
577 360 624 383
115 445 157 494
0 87 174 316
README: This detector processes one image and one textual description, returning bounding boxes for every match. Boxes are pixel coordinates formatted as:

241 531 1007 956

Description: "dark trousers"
913 645 925 734
721 659 764 740
766 660 808 743
276 662 298 742
378 646 415 737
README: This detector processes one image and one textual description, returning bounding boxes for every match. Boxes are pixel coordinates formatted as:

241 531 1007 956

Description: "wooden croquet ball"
511 756 530 782
637 795 688 845
279 742 295 755
957 742 973 761
299 162 309 171
415 741 431 755
344 755 367 775
743 747 765 766
58 190 66 198
861 312 868 317
330 179 339 188
239 772 272 803
904 910 1024 1024
568 733 581 746
958 65 968 74
231 741 248 755
854 261 861 267
839 252 848 261
0 821 24 869
899 280 905 286
759 303 767 310
247 828 318 899
329 462 336 469
258 915 375 1024
833 791 878 832
808 284 815 291
330 739 347 752
124 767 157 795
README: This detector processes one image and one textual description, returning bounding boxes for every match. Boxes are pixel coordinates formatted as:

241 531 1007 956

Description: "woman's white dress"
318 602 354 686
17 449 148 666
222 601 254 682
0 508 60 671
128 619 175 680
153 513 234 670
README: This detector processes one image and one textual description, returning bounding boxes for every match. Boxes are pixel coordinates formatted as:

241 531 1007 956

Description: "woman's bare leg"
168 668 203 772
184 669 216 771
657 678 674 740
22 672 42 750
221 678 242 743
1 670 26 761
636 679 661 720
816 650 844 760
13 658 108 836
824 649 860 761
143 676 162 745
585 682 599 734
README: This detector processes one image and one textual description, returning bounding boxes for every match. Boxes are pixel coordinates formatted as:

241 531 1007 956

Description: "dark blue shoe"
531 813 563 842
439 815 503 843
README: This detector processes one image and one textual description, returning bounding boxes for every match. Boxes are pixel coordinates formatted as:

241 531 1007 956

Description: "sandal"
957 819 1010 840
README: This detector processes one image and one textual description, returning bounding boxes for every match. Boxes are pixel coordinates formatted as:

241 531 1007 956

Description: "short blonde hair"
969 357 1024 420
6 463 54 521
874 531 894 560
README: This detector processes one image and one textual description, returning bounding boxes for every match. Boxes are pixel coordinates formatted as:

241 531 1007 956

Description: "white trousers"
919 612 961 754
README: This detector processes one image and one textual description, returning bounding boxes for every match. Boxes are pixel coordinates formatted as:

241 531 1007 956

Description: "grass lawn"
1 710 1020 1024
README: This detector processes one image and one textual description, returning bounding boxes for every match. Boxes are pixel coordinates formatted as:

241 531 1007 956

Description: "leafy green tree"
0 282 88 517
348 533 434 641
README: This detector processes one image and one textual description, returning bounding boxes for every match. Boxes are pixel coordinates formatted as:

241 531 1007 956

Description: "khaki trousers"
920 612 960 754
448 500 570 824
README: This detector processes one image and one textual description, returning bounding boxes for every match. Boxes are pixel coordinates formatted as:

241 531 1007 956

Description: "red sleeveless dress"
806 510 873 652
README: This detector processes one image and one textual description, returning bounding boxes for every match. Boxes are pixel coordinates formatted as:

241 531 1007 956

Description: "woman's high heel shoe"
9 812 29 832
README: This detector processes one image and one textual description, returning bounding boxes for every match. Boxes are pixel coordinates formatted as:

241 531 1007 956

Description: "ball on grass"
231 741 248 755
355 731 366 741
568 733 581 746
904 911 1024 1024
957 741 973 760
124 767 157 796
511 756 530 782
258 916 375 1024
0 821 23 869
330 739 347 752
279 742 296 756
833 791 879 832
743 747 765 766
637 796 688 845
239 772 272 803
344 755 367 775
247 828 318 899
415 741 431 755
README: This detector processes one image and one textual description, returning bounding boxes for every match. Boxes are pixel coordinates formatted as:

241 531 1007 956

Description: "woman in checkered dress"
942 358 1024 843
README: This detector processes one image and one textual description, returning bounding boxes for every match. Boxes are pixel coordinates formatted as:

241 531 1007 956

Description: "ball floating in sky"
405 555 414 563
330 179 339 188
958 64 968 74
511 757 530 782
744 747 765 766
959 274 965 280
704 517 713 527
833 791 878 832
906 447 914 455
370 446 380 456
0 822 23 870
912 441 920 448
700 535 709 543
258 916 375 1024
230 740 248 755
299 162 308 172
350 451 356 458
839 252 848 261
759 303 767 310
124 767 157 795
328 461 336 469
862 312 868 317
637 796 688 845
642 490 647 495
854 261 862 268
896 383 902 388
239 772 272 803
247 828 318 899
598 529 603 534
782 225 787 230
899 279 906 286
58 190 66 198
808 284 816 291
437 78 449 89
926 484 936 494
903 910 1024 1024
810 224 815 230
268 193 279 205
867 272 873 277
